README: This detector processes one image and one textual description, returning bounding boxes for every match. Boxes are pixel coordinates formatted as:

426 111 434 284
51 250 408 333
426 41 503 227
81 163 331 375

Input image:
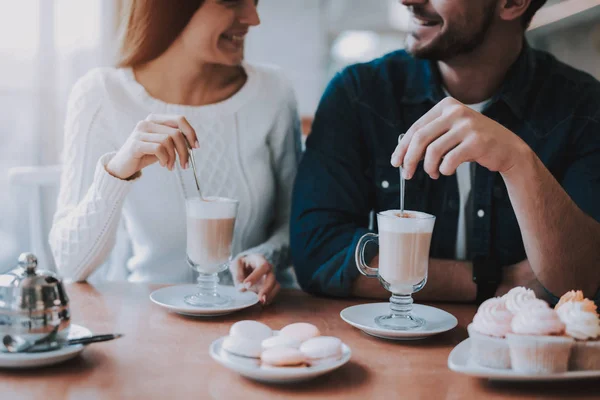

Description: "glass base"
374 293 425 331
375 313 425 331
184 292 231 308
183 268 231 308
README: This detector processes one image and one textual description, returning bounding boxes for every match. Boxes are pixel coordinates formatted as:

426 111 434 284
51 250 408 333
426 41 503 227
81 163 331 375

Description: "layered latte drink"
355 209 436 330
186 197 238 275
377 211 434 294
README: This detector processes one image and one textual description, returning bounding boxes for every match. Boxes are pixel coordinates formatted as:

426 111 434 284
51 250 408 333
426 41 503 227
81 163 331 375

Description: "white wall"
245 0 329 116
529 20 600 80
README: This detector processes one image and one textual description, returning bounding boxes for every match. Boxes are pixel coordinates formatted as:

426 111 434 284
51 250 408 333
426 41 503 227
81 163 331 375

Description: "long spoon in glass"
185 137 204 200
398 133 406 217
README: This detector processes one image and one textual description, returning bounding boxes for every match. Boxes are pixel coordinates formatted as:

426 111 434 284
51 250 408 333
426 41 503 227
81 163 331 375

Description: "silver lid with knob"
0 252 71 338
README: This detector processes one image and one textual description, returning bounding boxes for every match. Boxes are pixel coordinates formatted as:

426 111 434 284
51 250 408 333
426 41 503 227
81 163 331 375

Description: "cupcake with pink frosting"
507 299 574 374
467 297 513 369
556 299 600 371
503 286 538 315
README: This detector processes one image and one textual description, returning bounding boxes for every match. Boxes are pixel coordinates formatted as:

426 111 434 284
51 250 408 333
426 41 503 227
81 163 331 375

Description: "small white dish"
209 333 352 384
448 338 600 381
150 284 259 317
0 324 91 369
340 303 457 340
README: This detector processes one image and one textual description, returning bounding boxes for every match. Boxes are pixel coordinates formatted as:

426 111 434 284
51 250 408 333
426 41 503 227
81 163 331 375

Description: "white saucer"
340 303 457 340
209 334 352 384
0 324 91 369
150 284 259 317
448 338 600 381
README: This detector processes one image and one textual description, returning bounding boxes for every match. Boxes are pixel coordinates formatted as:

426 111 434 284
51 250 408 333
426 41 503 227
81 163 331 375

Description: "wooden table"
1 283 599 399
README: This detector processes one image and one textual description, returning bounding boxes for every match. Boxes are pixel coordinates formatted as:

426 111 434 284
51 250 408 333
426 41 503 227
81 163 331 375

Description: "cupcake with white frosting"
556 299 600 371
467 297 513 369
503 286 538 315
507 299 574 374
555 290 584 310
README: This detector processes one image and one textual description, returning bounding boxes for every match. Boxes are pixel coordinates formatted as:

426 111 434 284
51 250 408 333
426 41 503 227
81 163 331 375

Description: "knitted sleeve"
49 69 137 282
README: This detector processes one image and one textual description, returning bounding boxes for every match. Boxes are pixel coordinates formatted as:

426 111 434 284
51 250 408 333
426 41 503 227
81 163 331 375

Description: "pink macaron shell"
299 336 343 365
261 335 302 351
229 320 273 341
261 347 307 367
279 322 321 342
222 335 263 358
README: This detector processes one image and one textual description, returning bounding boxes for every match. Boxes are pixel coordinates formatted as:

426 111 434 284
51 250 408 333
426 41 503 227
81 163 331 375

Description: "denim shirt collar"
400 42 536 120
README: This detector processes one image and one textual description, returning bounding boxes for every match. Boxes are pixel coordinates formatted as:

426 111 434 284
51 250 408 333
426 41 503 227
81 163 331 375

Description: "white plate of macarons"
209 321 352 384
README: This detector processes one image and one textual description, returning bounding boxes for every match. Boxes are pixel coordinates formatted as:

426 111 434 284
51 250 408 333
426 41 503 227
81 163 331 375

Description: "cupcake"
507 299 574 374
467 297 513 369
556 299 600 371
503 286 537 315
555 290 584 310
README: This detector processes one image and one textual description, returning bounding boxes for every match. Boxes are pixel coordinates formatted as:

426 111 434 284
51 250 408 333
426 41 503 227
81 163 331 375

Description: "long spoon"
398 133 406 216
2 325 59 353
185 137 204 200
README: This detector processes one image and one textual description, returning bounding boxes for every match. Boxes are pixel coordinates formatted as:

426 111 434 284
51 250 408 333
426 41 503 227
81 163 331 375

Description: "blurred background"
1 0 599 273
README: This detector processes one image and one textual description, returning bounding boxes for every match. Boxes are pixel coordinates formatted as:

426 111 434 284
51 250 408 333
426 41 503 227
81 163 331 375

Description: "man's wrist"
501 142 537 183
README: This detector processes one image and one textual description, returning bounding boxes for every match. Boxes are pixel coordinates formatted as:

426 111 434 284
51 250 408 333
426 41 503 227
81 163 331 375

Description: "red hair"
117 0 204 68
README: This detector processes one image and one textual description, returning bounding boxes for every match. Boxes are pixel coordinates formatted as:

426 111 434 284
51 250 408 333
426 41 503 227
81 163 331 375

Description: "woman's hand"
230 254 281 305
106 114 199 180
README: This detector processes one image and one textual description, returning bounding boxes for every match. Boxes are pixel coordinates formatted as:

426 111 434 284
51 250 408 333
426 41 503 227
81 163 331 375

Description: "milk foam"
377 210 435 233
186 197 238 219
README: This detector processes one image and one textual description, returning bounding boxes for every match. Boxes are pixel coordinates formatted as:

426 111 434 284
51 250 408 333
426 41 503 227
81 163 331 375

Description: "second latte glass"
355 210 435 330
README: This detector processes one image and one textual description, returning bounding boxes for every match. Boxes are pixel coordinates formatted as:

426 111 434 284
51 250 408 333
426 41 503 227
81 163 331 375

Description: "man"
290 0 600 304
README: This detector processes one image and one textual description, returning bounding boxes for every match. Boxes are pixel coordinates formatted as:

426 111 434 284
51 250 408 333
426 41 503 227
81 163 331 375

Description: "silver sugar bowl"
0 253 71 341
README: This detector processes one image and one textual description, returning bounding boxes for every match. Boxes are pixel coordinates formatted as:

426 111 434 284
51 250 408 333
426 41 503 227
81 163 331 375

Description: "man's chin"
404 35 450 61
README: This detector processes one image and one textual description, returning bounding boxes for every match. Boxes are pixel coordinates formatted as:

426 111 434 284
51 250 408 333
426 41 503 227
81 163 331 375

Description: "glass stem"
196 273 219 298
389 294 414 317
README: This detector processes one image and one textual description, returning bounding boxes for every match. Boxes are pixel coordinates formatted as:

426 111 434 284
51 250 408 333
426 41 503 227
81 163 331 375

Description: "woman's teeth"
223 34 245 42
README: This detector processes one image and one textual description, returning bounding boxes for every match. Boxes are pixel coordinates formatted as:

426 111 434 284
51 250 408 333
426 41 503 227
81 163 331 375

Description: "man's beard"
405 5 496 61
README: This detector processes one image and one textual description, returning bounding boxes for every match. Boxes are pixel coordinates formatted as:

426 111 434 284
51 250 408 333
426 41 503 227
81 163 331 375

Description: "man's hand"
496 260 552 303
390 97 531 179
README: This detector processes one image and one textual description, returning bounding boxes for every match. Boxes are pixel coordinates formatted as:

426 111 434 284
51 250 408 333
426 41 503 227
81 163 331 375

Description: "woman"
49 0 300 305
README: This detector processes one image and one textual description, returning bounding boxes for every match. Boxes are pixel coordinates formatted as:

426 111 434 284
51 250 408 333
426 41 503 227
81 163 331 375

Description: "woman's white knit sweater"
49 63 301 283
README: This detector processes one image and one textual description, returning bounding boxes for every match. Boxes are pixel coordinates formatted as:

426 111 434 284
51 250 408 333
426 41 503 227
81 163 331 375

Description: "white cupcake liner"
467 324 511 369
506 334 574 374
570 340 600 371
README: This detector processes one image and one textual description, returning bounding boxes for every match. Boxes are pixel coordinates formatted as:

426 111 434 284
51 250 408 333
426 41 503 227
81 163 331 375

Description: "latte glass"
185 196 238 307
355 210 435 330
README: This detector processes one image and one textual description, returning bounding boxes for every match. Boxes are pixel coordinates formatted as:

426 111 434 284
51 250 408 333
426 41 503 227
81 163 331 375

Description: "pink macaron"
261 347 307 368
299 336 343 366
279 322 321 342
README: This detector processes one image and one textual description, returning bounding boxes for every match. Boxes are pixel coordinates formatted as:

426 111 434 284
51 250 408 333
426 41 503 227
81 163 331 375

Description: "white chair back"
7 165 62 271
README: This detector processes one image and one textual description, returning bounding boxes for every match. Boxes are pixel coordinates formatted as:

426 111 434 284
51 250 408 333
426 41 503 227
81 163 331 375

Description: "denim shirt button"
477 209 485 218
382 180 390 189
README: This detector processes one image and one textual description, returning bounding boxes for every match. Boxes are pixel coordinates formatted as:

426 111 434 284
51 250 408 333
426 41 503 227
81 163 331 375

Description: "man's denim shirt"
290 43 600 300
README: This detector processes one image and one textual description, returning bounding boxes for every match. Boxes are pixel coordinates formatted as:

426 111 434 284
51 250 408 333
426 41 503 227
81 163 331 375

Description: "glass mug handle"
355 233 379 278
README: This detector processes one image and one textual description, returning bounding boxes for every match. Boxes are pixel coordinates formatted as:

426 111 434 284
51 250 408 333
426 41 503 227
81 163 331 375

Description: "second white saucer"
150 284 259 317
340 303 457 340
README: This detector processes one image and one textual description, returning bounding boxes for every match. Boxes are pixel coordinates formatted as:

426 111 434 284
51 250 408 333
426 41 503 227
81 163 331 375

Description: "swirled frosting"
556 300 600 340
503 286 537 315
511 299 565 335
472 297 513 337
555 290 584 310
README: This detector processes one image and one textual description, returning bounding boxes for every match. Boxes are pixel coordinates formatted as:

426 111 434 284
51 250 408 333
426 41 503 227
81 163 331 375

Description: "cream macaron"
222 320 273 358
261 335 302 351
261 347 307 368
279 322 321 342
299 336 343 366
